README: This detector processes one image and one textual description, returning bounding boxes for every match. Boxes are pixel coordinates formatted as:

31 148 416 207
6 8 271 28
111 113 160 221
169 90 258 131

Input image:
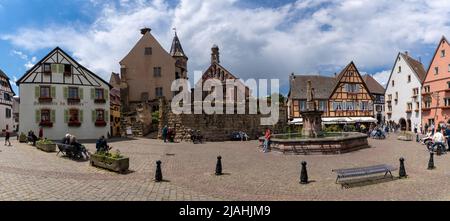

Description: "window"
64 64 72 75
345 101 355 110
41 109 50 122
68 87 79 99
445 98 450 107
407 103 413 110
424 101 432 108
408 75 411 83
318 100 327 111
155 87 163 97
95 88 104 100
392 80 395 87
40 86 51 98
299 100 307 111
424 86 430 93
293 100 299 117
413 88 419 95
4 93 10 101
333 101 342 111
435 67 439 75
154 67 162 77
448 82 450 89
69 109 79 122
43 63 51 73
345 84 357 93
448 64 450 72
145 47 152 55
5 108 11 118
388 94 392 101
416 102 420 110
398 66 401 73
96 109 105 121
441 50 446 57
360 101 369 111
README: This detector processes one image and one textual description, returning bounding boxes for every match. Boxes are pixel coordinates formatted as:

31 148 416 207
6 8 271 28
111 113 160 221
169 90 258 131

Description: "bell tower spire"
170 28 188 79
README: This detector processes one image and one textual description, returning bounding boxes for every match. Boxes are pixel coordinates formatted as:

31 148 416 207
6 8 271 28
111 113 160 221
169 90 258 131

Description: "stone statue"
306 80 316 111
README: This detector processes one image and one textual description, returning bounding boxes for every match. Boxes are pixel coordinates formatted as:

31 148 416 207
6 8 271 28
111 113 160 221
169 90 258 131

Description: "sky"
1 0 450 96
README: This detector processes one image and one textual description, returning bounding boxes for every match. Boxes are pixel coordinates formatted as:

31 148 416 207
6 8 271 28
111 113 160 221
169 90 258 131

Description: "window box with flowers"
36 109 55 128
93 109 108 127
65 109 83 127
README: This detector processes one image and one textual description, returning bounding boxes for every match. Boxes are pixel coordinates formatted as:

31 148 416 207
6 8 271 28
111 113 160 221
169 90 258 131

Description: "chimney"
141 27 151 35
405 51 409 57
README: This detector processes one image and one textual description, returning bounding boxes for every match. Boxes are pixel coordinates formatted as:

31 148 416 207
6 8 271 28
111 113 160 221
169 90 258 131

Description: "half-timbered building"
0 68 15 132
16 47 111 140
288 62 377 125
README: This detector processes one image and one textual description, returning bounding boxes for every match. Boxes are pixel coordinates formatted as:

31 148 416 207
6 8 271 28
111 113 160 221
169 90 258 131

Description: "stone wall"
158 100 287 142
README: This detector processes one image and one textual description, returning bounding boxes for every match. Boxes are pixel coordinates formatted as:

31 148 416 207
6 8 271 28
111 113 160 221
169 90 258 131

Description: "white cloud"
3 0 450 91
372 70 391 87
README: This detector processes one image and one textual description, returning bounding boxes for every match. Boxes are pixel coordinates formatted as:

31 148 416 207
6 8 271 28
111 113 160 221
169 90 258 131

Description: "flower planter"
19 134 28 143
95 121 107 127
68 121 82 127
94 99 106 104
90 154 129 173
39 121 54 127
36 143 57 152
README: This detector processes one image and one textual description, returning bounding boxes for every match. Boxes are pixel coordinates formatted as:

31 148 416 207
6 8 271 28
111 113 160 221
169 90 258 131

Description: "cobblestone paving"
1 134 450 201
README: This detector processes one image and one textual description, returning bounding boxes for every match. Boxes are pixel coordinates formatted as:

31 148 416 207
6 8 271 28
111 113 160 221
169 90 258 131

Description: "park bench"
332 164 397 187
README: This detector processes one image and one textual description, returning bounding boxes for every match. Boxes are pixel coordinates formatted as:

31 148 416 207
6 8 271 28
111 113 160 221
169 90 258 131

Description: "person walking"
4 130 11 146
445 125 450 151
263 128 272 153
162 125 168 143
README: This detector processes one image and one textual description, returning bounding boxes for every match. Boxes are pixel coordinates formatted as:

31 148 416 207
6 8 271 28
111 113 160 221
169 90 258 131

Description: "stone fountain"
301 80 324 138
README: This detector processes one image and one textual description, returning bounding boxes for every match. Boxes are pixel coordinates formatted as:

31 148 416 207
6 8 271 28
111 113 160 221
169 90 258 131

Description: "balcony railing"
422 107 432 111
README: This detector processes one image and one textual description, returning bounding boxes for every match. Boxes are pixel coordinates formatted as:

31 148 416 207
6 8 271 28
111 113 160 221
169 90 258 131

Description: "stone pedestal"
301 110 323 138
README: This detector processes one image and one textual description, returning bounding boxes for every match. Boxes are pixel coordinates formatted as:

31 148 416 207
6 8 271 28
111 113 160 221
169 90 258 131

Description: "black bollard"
437 144 442 156
155 160 163 182
416 134 419 143
300 161 308 184
427 152 435 170
215 156 223 175
399 158 407 178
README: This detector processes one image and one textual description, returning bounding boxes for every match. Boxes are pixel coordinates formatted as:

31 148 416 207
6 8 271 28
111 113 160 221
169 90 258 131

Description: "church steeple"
170 30 187 59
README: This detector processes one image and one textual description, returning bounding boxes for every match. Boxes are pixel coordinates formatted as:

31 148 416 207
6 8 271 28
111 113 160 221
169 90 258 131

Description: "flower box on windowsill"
67 98 81 104
68 121 82 127
39 121 53 128
94 99 106 104
95 121 107 127
39 97 53 103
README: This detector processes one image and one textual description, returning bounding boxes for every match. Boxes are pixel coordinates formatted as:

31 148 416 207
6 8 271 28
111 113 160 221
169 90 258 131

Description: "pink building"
422 36 450 128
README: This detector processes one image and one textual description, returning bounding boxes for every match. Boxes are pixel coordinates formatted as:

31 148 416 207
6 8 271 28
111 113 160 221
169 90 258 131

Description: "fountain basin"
260 132 369 155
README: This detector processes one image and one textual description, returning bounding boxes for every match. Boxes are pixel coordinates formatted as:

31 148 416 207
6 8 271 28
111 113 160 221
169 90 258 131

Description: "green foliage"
19 133 27 141
36 138 54 145
96 149 124 160
152 111 160 125
324 125 342 132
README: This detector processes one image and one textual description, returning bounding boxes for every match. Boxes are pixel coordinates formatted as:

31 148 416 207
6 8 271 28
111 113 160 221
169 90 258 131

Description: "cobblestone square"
0 134 449 201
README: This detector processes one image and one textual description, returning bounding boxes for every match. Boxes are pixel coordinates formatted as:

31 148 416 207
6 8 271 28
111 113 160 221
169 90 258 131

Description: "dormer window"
64 64 72 76
43 63 51 74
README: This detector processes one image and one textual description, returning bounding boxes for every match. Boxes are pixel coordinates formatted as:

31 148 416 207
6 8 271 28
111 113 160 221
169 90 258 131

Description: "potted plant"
36 138 57 152
19 132 27 143
90 150 129 173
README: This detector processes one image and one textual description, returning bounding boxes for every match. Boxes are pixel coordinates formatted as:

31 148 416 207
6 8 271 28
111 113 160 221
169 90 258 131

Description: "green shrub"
324 125 342 132
19 133 27 142
36 138 54 145
96 149 125 160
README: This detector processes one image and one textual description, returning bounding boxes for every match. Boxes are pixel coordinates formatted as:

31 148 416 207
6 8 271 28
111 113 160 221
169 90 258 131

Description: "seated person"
69 135 82 153
96 136 111 152
432 129 446 152
62 134 71 145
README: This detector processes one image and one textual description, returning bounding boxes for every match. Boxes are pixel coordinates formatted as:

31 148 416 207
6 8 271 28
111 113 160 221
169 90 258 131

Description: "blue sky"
1 0 449 96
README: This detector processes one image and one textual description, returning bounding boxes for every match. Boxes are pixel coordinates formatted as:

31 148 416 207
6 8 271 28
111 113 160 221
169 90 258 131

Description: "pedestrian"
162 125 168 143
4 130 11 146
446 125 450 151
263 128 272 153
431 124 435 136
38 127 43 140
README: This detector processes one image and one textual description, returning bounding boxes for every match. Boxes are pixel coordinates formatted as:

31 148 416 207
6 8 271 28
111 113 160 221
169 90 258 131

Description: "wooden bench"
332 164 397 187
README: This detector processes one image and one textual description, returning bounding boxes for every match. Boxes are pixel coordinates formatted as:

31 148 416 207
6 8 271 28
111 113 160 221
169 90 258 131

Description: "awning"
349 117 378 123
289 117 355 125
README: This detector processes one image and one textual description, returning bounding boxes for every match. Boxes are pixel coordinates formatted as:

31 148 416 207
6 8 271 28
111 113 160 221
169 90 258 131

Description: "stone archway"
399 118 407 131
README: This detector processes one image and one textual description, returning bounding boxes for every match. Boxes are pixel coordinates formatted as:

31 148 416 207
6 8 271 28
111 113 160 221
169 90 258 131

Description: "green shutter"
79 88 84 99
51 64 58 73
63 87 68 99
105 110 109 122
64 110 69 123
51 110 56 123
35 86 40 98
92 110 96 122
91 88 95 100
104 89 109 100
35 110 41 123
79 110 83 122
59 64 64 73
51 86 56 98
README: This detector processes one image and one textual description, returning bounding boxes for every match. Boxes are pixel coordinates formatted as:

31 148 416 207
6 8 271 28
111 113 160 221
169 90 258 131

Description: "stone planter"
36 143 57 152
90 154 129 173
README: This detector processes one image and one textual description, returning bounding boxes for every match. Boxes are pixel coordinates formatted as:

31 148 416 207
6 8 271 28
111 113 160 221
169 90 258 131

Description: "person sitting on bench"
69 135 82 153
62 134 71 145
96 136 111 153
